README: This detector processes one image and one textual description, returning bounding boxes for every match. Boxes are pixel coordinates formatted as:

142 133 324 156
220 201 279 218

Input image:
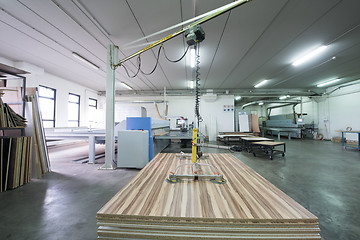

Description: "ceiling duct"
242 100 300 109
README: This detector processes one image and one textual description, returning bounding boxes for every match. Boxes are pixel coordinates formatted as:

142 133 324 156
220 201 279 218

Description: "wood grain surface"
241 137 274 141
252 141 285 146
97 153 320 239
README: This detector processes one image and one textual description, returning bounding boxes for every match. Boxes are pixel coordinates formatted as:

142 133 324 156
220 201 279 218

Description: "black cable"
140 45 162 75
120 44 190 78
121 55 141 78
163 45 190 63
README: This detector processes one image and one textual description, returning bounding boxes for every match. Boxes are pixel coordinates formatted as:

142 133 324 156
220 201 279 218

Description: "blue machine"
126 117 169 161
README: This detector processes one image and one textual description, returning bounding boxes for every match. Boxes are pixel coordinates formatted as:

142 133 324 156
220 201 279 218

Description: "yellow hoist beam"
114 0 252 68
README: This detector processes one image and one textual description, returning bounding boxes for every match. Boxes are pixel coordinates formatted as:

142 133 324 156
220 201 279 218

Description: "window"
88 98 97 126
38 85 56 128
68 93 80 127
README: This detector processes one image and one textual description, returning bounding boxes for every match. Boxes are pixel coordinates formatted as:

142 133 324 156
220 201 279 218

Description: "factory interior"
0 0 359 239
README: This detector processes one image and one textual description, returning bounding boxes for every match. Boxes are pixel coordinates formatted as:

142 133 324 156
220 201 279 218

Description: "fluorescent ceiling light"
188 80 194 89
190 48 195 68
0 76 20 80
72 52 99 70
120 82 133 90
254 80 269 88
258 102 264 106
292 45 328 67
317 78 341 88
279 95 290 100
235 96 241 100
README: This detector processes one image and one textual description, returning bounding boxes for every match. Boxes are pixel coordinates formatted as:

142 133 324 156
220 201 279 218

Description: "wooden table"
251 141 286 160
217 134 252 145
97 153 320 239
240 136 274 152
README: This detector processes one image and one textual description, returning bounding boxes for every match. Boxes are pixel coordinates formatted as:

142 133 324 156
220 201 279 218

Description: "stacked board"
97 153 321 239
0 97 27 128
0 136 32 192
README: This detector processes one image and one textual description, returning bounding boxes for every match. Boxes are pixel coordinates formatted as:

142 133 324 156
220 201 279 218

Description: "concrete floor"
0 138 359 240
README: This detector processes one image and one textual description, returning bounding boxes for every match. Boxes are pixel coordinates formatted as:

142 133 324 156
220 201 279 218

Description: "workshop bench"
251 141 286 160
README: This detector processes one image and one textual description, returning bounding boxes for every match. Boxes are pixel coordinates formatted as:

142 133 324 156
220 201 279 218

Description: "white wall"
1 57 102 128
113 94 235 141
237 81 360 140
317 83 360 140
268 98 317 125
27 73 101 128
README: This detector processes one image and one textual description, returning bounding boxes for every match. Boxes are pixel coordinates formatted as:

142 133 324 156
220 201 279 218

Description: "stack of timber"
0 136 32 192
0 96 26 128
25 88 50 177
97 153 321 239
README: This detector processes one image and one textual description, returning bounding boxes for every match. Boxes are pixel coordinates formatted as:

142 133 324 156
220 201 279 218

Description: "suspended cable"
120 44 190 77
140 45 162 75
121 55 141 78
163 45 190 63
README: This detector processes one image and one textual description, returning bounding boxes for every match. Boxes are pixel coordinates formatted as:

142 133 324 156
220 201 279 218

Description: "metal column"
101 45 118 169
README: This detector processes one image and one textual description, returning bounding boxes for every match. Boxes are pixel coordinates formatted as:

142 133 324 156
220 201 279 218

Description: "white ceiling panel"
0 0 359 99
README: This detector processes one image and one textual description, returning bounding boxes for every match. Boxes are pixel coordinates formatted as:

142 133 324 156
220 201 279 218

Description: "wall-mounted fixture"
292 45 328 67
72 52 99 70
317 78 341 87
254 80 269 88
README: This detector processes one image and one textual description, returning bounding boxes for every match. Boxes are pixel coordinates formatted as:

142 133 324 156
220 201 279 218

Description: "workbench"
240 136 274 152
97 153 320 239
45 129 106 164
341 131 360 150
251 141 286 160
261 127 302 140
217 133 253 145
45 118 171 165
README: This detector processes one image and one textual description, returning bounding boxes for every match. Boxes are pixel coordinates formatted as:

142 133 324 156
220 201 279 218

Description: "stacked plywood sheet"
97 153 320 239
0 136 32 192
0 98 27 128
0 88 27 128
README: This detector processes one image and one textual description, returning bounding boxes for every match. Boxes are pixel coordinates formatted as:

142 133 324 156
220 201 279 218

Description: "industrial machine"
125 117 170 162
175 117 189 131
264 113 305 139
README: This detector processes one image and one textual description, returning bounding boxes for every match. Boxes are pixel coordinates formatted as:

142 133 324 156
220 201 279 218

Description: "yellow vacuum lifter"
166 128 226 184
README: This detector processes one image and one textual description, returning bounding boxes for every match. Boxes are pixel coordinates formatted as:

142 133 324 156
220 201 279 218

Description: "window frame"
88 98 98 125
89 98 97 109
68 93 80 127
38 85 56 128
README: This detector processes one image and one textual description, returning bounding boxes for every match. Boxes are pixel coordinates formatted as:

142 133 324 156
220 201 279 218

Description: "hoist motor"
185 25 205 46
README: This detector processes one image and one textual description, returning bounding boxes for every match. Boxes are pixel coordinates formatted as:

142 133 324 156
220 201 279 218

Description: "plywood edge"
96 213 318 224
